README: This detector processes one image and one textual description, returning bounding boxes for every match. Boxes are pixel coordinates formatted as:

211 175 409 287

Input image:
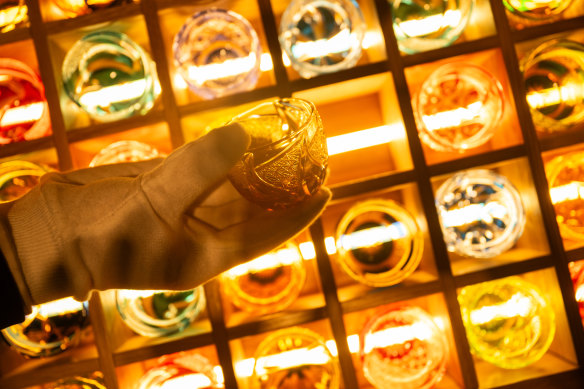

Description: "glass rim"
226 98 317 152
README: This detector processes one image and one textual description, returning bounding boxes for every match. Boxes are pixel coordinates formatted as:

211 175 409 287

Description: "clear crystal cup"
62 30 159 122
0 58 51 144
392 0 475 54
279 0 366 78
173 8 262 100
360 305 449 389
521 39 584 133
458 276 556 369
225 98 328 210
413 62 505 152
435 169 526 258
335 199 424 287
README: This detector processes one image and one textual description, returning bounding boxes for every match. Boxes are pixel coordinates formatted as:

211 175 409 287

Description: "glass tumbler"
116 287 206 337
136 352 222 389
0 58 51 144
225 98 328 210
435 169 526 258
360 305 448 389
503 0 573 22
458 276 556 369
392 0 475 54
221 242 306 314
0 0 27 32
521 39 584 133
89 140 162 166
62 30 159 122
173 8 262 100
1 297 89 358
546 150 584 242
413 62 505 152
279 0 366 79
252 327 340 389
335 199 424 287
0 160 51 202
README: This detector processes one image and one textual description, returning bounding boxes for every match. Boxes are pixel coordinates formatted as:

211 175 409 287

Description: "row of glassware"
0 138 580 388
0 0 584 144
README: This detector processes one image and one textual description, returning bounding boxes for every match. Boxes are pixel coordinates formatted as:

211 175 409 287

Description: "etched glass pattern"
435 169 526 258
392 0 475 54
252 327 340 389
414 62 505 152
62 30 159 122
521 39 584 133
458 276 556 369
173 8 262 99
226 98 328 210
279 0 366 78
360 306 448 389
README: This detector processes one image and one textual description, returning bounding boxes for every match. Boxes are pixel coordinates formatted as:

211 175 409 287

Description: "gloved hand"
0 124 331 311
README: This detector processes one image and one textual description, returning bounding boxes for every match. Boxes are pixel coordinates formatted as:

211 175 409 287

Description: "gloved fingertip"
210 122 251 158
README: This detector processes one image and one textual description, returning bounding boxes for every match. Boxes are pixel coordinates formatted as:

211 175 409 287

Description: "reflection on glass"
546 150 584 241
252 327 340 389
435 169 525 258
522 39 584 133
414 63 504 152
1 297 89 358
458 276 556 369
391 0 474 54
47 373 106 389
335 199 423 287
0 0 27 32
224 98 328 210
136 352 223 389
503 0 573 21
62 30 159 122
569 261 584 327
116 287 206 338
89 140 162 166
360 305 448 389
0 160 51 202
173 8 262 100
279 0 366 78
221 242 306 314
52 0 132 18
0 58 51 144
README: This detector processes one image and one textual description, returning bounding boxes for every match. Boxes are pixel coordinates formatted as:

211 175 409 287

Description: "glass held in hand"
521 38 584 133
225 98 328 210
391 0 475 54
61 30 159 123
279 0 366 78
335 199 424 287
0 58 51 144
173 8 262 100
435 169 526 258
413 62 505 152
458 276 556 369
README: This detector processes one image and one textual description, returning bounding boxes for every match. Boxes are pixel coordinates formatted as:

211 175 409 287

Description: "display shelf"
2 0 584 387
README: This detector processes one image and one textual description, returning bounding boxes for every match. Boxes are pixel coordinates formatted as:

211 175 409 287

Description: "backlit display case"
2 0 584 388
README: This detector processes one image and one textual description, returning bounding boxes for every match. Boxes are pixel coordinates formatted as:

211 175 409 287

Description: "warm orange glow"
440 202 508 228
290 29 354 61
469 292 533 325
550 182 584 204
156 374 213 389
362 322 433 354
421 101 483 132
225 246 302 277
0 4 27 30
526 84 583 110
186 53 258 84
338 222 407 251
576 284 584 302
398 10 462 37
37 297 85 317
326 124 405 155
78 79 152 108
0 102 44 127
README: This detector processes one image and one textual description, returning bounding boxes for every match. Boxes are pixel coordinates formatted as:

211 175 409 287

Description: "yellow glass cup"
226 98 328 210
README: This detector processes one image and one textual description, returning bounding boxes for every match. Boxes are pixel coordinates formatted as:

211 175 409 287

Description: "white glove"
0 124 331 311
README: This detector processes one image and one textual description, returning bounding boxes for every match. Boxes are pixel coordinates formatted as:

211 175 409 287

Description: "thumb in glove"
0 123 331 312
